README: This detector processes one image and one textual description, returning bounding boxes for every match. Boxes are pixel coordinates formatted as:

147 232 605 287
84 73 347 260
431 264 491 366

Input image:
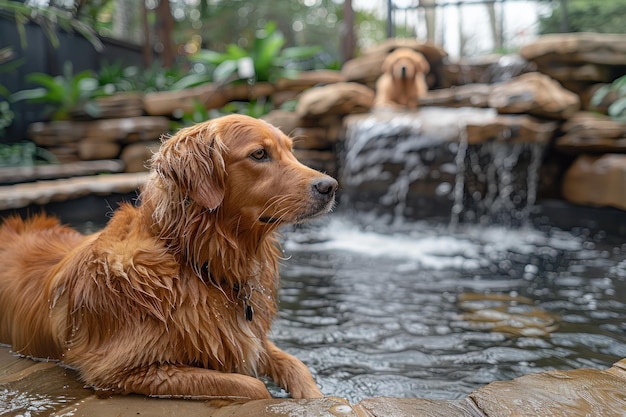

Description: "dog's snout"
312 177 338 197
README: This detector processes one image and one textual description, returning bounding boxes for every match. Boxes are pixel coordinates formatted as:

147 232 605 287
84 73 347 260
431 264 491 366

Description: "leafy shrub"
11 62 104 121
190 21 321 84
0 141 58 167
590 75 626 122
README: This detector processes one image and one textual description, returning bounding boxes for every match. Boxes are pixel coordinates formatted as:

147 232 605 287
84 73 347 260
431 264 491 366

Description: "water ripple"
274 216 626 402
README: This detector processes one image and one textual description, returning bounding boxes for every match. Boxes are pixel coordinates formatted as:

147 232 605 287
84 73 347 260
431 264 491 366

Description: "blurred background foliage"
1 0 625 139
538 0 626 35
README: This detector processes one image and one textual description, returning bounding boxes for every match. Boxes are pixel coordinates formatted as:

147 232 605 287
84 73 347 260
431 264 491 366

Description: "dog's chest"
165 273 276 373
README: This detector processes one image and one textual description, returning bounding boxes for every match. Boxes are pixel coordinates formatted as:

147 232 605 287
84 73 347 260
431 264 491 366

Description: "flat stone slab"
0 172 149 210
466 114 557 145
1 345 624 416
520 32 626 66
469 360 626 417
420 83 493 108
557 111 626 153
0 160 125 185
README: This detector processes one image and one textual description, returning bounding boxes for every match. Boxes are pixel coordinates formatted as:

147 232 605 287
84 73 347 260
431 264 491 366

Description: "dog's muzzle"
312 177 338 205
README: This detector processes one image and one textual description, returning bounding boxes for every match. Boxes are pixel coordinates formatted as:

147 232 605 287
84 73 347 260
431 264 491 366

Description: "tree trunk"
342 0 356 63
142 1 153 68
486 2 502 52
156 0 175 68
420 0 436 42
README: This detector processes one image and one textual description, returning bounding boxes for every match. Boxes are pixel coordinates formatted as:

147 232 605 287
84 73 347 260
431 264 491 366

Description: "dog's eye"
250 149 269 161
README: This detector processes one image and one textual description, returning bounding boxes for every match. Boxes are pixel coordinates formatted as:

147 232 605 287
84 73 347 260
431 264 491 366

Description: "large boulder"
296 82 374 120
520 33 626 91
488 72 580 119
556 112 626 153
562 154 626 210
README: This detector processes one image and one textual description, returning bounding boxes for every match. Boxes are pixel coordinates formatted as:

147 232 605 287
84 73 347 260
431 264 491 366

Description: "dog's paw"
289 383 323 399
241 378 273 400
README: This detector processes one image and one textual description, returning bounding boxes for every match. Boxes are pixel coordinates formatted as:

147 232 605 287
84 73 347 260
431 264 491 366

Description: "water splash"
0 388 74 417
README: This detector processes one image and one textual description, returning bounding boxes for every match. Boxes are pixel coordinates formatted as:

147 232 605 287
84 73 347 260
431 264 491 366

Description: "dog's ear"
153 123 226 210
414 53 430 74
381 53 393 74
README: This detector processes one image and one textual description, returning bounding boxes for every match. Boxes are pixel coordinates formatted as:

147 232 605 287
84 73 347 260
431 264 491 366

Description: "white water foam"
284 217 583 271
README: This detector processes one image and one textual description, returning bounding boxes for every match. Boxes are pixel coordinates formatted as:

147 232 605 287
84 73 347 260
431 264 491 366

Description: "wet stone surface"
1 346 625 416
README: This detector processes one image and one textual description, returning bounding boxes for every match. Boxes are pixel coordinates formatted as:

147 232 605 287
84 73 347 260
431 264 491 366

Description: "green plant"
0 101 14 137
590 75 626 122
214 99 274 119
95 61 198 94
190 21 322 84
11 62 104 121
178 97 274 127
180 100 211 127
133 63 179 93
0 0 102 50
96 60 138 94
0 141 58 167
538 0 626 34
0 46 20 136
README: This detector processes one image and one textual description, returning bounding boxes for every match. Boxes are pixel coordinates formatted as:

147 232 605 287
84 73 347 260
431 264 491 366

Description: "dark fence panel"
0 18 144 143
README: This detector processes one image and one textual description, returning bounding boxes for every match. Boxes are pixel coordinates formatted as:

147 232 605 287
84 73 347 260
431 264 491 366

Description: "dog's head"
149 114 337 233
382 48 430 80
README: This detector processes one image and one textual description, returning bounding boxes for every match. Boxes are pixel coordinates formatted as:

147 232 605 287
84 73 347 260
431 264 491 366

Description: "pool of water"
271 214 626 402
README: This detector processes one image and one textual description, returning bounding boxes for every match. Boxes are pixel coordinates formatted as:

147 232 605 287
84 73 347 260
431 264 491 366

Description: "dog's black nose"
312 177 338 196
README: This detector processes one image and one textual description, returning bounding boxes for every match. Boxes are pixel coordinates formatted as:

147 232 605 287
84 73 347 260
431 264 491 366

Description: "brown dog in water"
374 47 430 109
0 114 337 400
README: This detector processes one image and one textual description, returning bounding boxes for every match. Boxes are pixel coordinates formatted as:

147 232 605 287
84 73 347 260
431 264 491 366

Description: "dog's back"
0 214 84 359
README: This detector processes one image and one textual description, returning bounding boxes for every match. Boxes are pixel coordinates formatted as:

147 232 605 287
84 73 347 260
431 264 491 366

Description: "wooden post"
156 0 175 68
141 2 153 68
342 0 356 64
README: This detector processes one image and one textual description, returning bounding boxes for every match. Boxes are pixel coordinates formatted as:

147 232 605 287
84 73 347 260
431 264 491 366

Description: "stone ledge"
0 172 149 211
0 160 125 185
0 346 624 416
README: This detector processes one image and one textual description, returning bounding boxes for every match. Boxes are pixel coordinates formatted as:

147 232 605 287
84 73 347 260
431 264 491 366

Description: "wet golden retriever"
0 114 337 400
374 47 430 109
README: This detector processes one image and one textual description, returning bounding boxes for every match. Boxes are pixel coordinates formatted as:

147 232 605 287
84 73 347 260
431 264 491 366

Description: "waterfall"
341 108 547 227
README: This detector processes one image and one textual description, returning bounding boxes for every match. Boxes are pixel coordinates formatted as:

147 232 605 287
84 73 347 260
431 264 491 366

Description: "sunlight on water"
274 215 626 402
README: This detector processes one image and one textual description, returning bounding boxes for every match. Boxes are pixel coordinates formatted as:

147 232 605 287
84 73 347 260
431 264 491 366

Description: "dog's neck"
141 185 277 262
139 181 281 291
200 262 257 322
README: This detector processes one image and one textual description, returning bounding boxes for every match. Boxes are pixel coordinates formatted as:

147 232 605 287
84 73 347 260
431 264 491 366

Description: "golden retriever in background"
374 47 430 109
0 114 337 400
